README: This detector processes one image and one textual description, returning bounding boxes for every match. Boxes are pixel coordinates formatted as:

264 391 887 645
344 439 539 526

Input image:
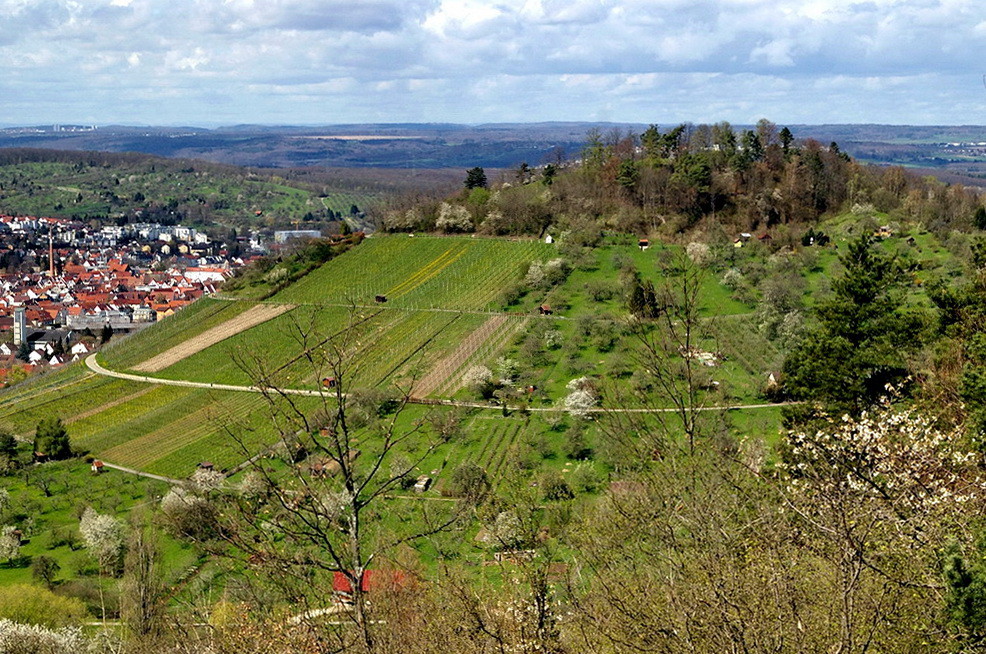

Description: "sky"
1 0 984 127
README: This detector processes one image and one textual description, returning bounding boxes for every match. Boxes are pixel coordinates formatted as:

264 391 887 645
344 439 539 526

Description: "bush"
0 584 87 628
443 463 491 504
160 488 217 541
569 463 601 493
564 425 593 461
539 471 574 501
0 619 92 653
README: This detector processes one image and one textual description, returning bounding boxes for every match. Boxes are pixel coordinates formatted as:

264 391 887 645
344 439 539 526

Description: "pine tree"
782 235 926 412
34 417 71 460
464 167 488 190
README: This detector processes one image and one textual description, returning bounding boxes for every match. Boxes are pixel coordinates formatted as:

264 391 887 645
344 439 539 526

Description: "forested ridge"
6 121 986 653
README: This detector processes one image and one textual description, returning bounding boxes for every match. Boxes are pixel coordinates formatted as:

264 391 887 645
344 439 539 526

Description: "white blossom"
0 619 93 654
780 401 986 536
463 365 493 393
564 378 598 419
161 486 210 517
686 242 711 266
435 203 473 233
0 526 18 562
79 508 123 569
189 467 225 494
525 261 546 289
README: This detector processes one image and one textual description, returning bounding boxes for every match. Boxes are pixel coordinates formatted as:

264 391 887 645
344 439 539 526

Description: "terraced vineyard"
102 298 258 371
142 236 553 391
0 235 557 477
273 235 553 310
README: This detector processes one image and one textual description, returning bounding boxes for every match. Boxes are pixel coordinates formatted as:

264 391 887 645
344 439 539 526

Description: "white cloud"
0 0 983 125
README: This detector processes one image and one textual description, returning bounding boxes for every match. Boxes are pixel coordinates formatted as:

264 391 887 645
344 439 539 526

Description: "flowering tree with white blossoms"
0 620 91 654
564 377 598 419
778 401 986 649
79 508 123 572
463 365 494 398
0 526 19 562
188 467 226 494
435 202 473 233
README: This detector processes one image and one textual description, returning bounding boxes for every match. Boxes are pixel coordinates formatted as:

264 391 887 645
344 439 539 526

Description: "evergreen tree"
0 430 16 458
464 167 488 190
782 235 926 412
641 125 661 160
34 417 71 460
779 126 794 154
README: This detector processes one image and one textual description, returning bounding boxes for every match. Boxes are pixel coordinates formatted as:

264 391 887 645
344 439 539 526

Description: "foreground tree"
120 523 166 646
219 308 469 652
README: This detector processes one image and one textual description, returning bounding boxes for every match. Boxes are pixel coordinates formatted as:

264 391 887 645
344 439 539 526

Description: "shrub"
539 471 574 501
569 463 601 493
443 463 491 504
0 619 92 654
160 487 217 541
0 585 86 628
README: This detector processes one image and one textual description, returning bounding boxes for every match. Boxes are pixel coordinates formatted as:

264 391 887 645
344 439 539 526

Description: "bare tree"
218 305 467 652
603 250 722 467
120 521 166 645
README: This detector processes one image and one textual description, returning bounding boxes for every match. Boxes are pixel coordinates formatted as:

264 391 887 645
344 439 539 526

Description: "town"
0 214 274 383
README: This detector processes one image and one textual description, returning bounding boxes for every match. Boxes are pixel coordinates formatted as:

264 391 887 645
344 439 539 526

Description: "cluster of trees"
382 120 985 247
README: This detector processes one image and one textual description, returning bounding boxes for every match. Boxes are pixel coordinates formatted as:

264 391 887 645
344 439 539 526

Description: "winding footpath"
85 354 796 414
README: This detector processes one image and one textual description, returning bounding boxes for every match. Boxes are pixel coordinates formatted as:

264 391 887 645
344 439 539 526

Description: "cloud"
0 0 983 125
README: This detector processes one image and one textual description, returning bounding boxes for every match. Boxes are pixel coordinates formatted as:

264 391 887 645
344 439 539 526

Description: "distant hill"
0 148 461 228
3 123 986 176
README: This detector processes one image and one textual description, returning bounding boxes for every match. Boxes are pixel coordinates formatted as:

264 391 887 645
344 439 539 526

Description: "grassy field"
0 456 199 602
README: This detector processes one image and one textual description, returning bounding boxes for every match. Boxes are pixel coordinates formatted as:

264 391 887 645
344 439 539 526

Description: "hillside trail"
87 354 797 414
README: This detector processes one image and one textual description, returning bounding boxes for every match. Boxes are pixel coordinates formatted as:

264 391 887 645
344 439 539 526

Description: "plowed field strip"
413 315 509 397
134 303 295 372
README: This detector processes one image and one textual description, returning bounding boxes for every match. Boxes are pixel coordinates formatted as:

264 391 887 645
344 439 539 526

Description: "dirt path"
89 354 799 414
133 303 295 372
412 315 510 397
